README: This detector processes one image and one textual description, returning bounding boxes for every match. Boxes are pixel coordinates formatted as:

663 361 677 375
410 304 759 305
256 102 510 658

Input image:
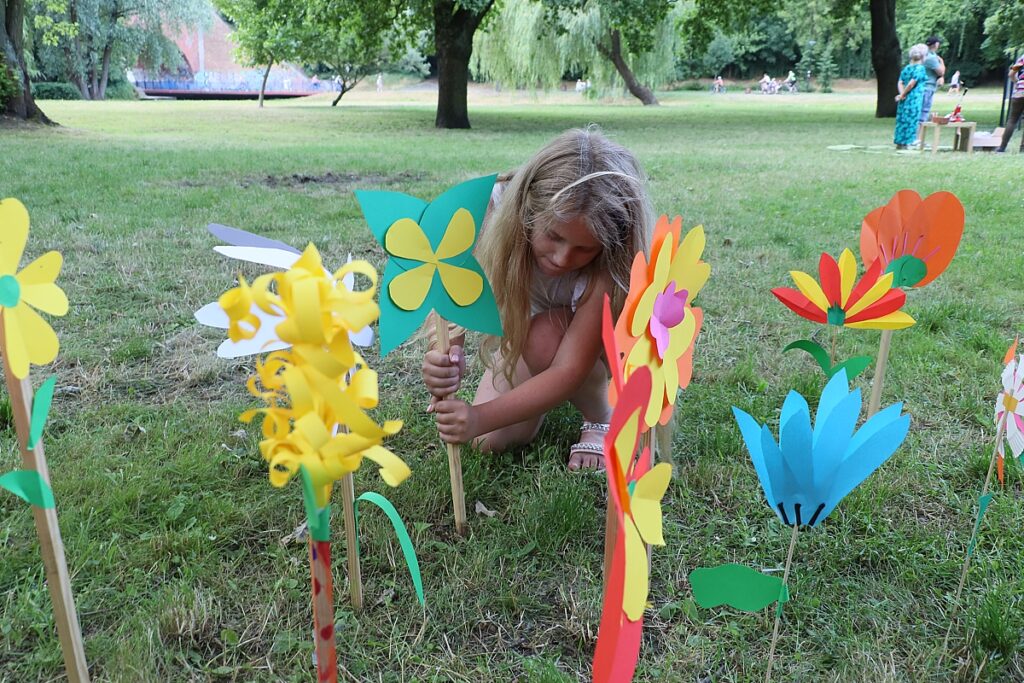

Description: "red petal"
818 252 842 305
845 258 882 311
772 287 827 323
845 288 906 323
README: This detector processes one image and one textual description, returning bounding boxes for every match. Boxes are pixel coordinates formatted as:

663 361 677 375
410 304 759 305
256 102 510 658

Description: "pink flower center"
649 281 688 359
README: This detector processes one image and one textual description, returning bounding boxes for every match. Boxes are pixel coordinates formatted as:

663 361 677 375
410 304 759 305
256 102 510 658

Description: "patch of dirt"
243 170 424 189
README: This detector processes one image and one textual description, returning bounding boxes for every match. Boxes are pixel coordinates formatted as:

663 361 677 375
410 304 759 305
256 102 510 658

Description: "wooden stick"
0 319 90 683
339 473 363 611
308 539 338 683
765 523 800 683
942 417 1007 655
867 329 894 418
434 313 467 536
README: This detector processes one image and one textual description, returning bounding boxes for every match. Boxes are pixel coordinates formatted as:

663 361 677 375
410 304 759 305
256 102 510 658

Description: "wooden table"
919 121 976 154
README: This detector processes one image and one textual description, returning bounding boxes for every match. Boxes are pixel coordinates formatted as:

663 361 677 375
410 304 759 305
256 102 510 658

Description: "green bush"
104 79 138 100
32 81 81 100
0 57 21 104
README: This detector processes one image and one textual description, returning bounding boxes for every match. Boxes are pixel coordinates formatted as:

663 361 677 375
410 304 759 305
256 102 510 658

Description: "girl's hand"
433 399 478 444
422 345 465 405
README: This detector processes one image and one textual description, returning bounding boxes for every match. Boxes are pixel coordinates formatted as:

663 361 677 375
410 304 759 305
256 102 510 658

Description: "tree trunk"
97 41 113 100
869 0 901 118
597 30 658 106
259 60 273 108
1 0 49 121
433 0 492 129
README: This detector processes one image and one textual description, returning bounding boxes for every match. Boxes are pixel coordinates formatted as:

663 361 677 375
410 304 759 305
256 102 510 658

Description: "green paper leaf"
885 255 927 288
357 175 503 355
966 492 994 558
783 339 831 376
28 375 57 449
689 563 786 612
299 466 331 542
0 469 55 508
356 491 425 606
830 355 872 381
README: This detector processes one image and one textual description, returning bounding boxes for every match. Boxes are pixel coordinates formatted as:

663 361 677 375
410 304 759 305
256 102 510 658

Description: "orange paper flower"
613 216 709 427
860 190 964 288
772 249 915 330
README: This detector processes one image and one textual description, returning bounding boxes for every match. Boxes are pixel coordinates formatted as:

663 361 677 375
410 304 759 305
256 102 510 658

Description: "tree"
216 0 300 106
868 0 900 117
31 0 208 101
1 0 49 119
471 0 678 104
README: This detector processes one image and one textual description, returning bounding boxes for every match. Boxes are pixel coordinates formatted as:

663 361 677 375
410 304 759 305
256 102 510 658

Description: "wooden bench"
918 121 976 154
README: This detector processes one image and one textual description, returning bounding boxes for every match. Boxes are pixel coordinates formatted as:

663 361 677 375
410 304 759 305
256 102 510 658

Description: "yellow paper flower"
0 199 69 379
615 217 710 427
384 210 483 310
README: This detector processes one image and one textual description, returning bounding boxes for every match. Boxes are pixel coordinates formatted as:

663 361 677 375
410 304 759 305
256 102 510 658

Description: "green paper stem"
0 469 56 508
783 339 871 380
28 375 57 449
299 466 331 542
966 492 994 558
355 491 425 606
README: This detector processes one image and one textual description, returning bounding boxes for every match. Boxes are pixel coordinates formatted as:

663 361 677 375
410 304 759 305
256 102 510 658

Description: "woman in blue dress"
894 44 928 148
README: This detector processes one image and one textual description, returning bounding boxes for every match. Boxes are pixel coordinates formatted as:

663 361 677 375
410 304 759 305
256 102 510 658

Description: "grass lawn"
2 87 1024 682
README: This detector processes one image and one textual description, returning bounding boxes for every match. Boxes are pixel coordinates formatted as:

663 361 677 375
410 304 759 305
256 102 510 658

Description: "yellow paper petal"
668 226 710 297
435 208 476 260
17 250 62 285
19 282 68 316
290 277 326 345
347 367 379 409
844 271 895 318
622 520 649 621
631 463 671 546
5 304 59 378
361 444 412 486
837 249 857 307
644 371 667 428
0 199 29 276
436 262 483 306
389 264 435 311
385 218 436 263
613 410 640 477
790 270 829 311
845 311 916 330
630 233 674 338
333 260 378 303
293 244 325 275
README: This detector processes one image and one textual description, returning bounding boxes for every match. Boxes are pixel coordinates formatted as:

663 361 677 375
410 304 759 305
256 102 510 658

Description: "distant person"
769 77 779 94
894 44 929 149
784 70 796 91
376 73 384 93
947 70 961 93
919 36 946 135
996 54 1024 153
760 73 770 94
713 75 725 93
575 79 585 93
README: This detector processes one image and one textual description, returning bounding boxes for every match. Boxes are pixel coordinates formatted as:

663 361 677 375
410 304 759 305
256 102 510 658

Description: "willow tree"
472 0 679 105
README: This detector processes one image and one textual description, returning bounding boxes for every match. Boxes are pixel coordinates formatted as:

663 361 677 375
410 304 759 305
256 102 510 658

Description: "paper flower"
732 370 910 527
0 199 69 379
772 249 915 331
995 351 1024 481
614 216 709 427
603 365 672 621
195 224 373 358
860 190 964 288
356 175 502 355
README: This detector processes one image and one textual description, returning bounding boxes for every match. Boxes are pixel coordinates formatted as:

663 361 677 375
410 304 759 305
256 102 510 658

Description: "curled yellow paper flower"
0 199 69 379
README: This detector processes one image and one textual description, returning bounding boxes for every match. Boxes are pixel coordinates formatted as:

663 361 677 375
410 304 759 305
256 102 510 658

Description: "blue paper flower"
732 370 910 527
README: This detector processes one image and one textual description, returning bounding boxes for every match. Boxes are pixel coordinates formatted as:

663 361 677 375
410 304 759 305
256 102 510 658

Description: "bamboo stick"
434 313 467 535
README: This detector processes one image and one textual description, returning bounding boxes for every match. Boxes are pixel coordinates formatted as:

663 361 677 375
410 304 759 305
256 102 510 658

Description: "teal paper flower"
732 370 910 527
356 175 502 355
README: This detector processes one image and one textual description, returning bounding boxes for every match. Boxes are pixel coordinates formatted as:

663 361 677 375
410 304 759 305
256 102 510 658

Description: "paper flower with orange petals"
860 190 964 288
614 216 710 428
772 249 915 331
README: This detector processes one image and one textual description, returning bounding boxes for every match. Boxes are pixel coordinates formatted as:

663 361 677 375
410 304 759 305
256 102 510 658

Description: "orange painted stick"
308 539 337 683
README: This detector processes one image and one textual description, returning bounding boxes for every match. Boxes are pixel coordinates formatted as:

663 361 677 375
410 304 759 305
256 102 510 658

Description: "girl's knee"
523 309 570 374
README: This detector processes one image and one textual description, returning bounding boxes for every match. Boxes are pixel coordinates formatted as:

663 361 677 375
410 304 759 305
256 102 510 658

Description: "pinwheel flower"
603 365 672 621
772 249 915 331
614 217 710 427
996 352 1024 464
0 199 69 379
733 370 910 527
860 190 964 288
357 175 502 355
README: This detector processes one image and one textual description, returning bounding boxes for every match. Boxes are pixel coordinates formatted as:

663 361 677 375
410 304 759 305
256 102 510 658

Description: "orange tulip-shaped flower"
860 190 964 288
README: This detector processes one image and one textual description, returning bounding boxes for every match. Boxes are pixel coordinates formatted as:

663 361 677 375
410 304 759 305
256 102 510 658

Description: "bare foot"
567 422 609 472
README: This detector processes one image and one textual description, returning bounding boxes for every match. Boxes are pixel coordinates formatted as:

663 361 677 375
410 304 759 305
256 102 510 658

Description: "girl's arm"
434 275 610 443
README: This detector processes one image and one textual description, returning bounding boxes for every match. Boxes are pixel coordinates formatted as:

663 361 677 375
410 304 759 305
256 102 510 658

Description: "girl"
421 128 654 471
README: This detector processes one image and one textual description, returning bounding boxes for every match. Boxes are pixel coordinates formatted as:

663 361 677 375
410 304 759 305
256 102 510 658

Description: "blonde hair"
478 127 654 380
